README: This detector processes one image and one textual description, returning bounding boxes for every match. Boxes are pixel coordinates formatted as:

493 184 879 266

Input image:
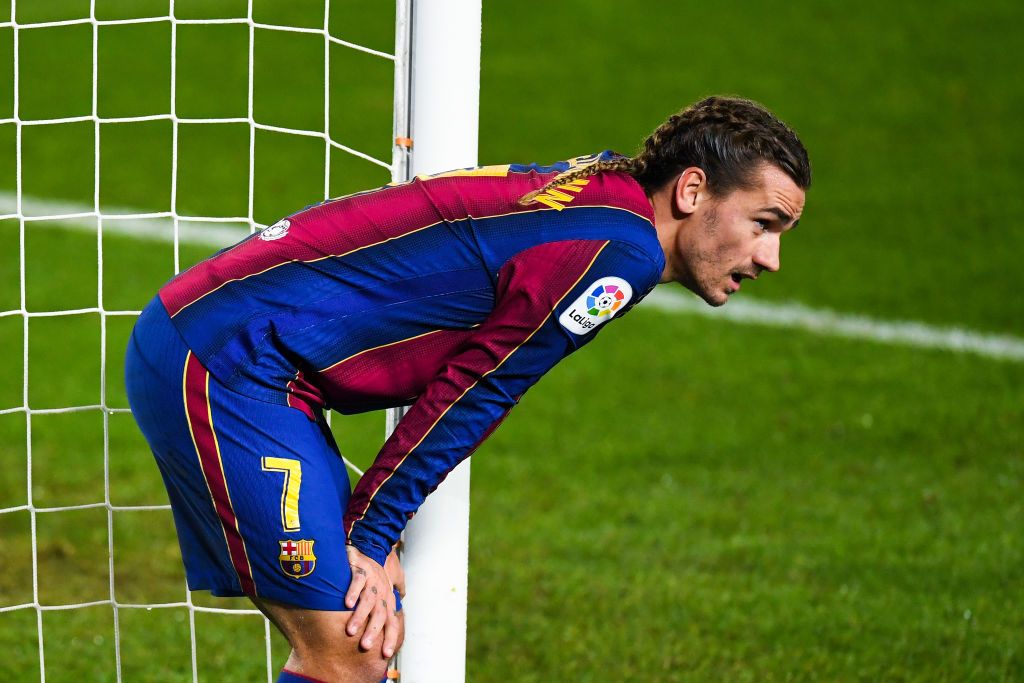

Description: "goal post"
0 0 479 680
391 2 482 681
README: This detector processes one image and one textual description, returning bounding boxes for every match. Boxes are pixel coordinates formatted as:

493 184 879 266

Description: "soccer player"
125 96 809 682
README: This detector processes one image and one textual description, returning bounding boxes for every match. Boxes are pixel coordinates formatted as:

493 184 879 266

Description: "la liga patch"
558 277 633 335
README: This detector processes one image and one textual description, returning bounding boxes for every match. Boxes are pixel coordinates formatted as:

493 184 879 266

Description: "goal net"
0 1 478 680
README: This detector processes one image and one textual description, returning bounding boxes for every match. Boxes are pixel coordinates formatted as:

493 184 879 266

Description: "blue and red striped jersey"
158 151 665 565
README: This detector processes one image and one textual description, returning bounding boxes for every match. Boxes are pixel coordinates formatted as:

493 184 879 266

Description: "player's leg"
227 413 402 681
245 415 404 682
252 594 404 682
125 298 402 681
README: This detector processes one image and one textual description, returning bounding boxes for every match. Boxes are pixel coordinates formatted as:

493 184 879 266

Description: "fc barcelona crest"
278 539 316 579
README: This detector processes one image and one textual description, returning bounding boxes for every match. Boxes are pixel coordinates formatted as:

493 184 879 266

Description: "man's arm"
343 238 662 566
340 236 660 647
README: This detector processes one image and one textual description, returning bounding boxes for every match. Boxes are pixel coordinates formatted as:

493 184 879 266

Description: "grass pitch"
1 0 1022 681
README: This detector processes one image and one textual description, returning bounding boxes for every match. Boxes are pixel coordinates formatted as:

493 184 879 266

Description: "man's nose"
754 234 781 273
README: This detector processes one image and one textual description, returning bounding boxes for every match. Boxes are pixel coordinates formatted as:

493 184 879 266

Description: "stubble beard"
694 206 728 307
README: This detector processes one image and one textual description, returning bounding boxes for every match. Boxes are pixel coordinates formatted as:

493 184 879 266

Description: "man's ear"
674 167 707 216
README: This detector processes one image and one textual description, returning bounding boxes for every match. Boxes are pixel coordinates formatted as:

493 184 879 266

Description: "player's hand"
345 545 402 658
385 544 406 598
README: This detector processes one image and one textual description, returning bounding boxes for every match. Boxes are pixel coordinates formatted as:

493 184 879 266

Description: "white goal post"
0 0 480 680
392 1 481 681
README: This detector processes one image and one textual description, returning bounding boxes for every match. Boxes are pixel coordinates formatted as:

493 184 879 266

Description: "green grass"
1 0 1023 680
470 312 1023 681
480 0 1024 336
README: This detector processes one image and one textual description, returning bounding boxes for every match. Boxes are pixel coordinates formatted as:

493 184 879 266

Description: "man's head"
641 96 811 306
632 96 811 197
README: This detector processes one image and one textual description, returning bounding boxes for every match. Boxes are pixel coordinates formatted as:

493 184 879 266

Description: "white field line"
643 289 1024 362
0 192 251 248
4 192 1023 363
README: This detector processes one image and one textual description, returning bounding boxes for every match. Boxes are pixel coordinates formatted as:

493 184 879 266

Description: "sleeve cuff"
347 531 390 567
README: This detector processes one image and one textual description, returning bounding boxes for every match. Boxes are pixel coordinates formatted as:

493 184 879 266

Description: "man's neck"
649 185 681 284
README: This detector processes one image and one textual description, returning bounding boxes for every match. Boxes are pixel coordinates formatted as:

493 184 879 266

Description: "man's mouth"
728 271 757 293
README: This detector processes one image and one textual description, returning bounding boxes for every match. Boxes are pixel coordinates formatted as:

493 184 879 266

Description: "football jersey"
158 151 665 565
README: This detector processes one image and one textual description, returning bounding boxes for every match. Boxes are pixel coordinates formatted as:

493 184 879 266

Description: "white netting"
0 1 411 680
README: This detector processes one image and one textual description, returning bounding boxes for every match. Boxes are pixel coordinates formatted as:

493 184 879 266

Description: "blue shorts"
125 298 398 611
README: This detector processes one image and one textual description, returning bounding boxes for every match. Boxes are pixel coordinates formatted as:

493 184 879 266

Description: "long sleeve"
343 238 662 565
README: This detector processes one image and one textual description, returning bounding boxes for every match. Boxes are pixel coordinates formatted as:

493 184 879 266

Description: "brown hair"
519 96 811 206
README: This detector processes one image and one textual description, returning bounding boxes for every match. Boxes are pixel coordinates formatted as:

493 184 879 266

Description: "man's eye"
755 220 769 231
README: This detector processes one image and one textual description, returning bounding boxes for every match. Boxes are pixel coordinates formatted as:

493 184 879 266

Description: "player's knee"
255 598 392 682
291 648 387 683
290 636 388 683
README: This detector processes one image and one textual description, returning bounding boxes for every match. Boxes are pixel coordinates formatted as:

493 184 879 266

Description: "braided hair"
519 96 810 206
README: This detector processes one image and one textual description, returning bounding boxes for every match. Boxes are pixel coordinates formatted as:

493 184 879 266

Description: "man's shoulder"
514 150 654 226
506 150 617 176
